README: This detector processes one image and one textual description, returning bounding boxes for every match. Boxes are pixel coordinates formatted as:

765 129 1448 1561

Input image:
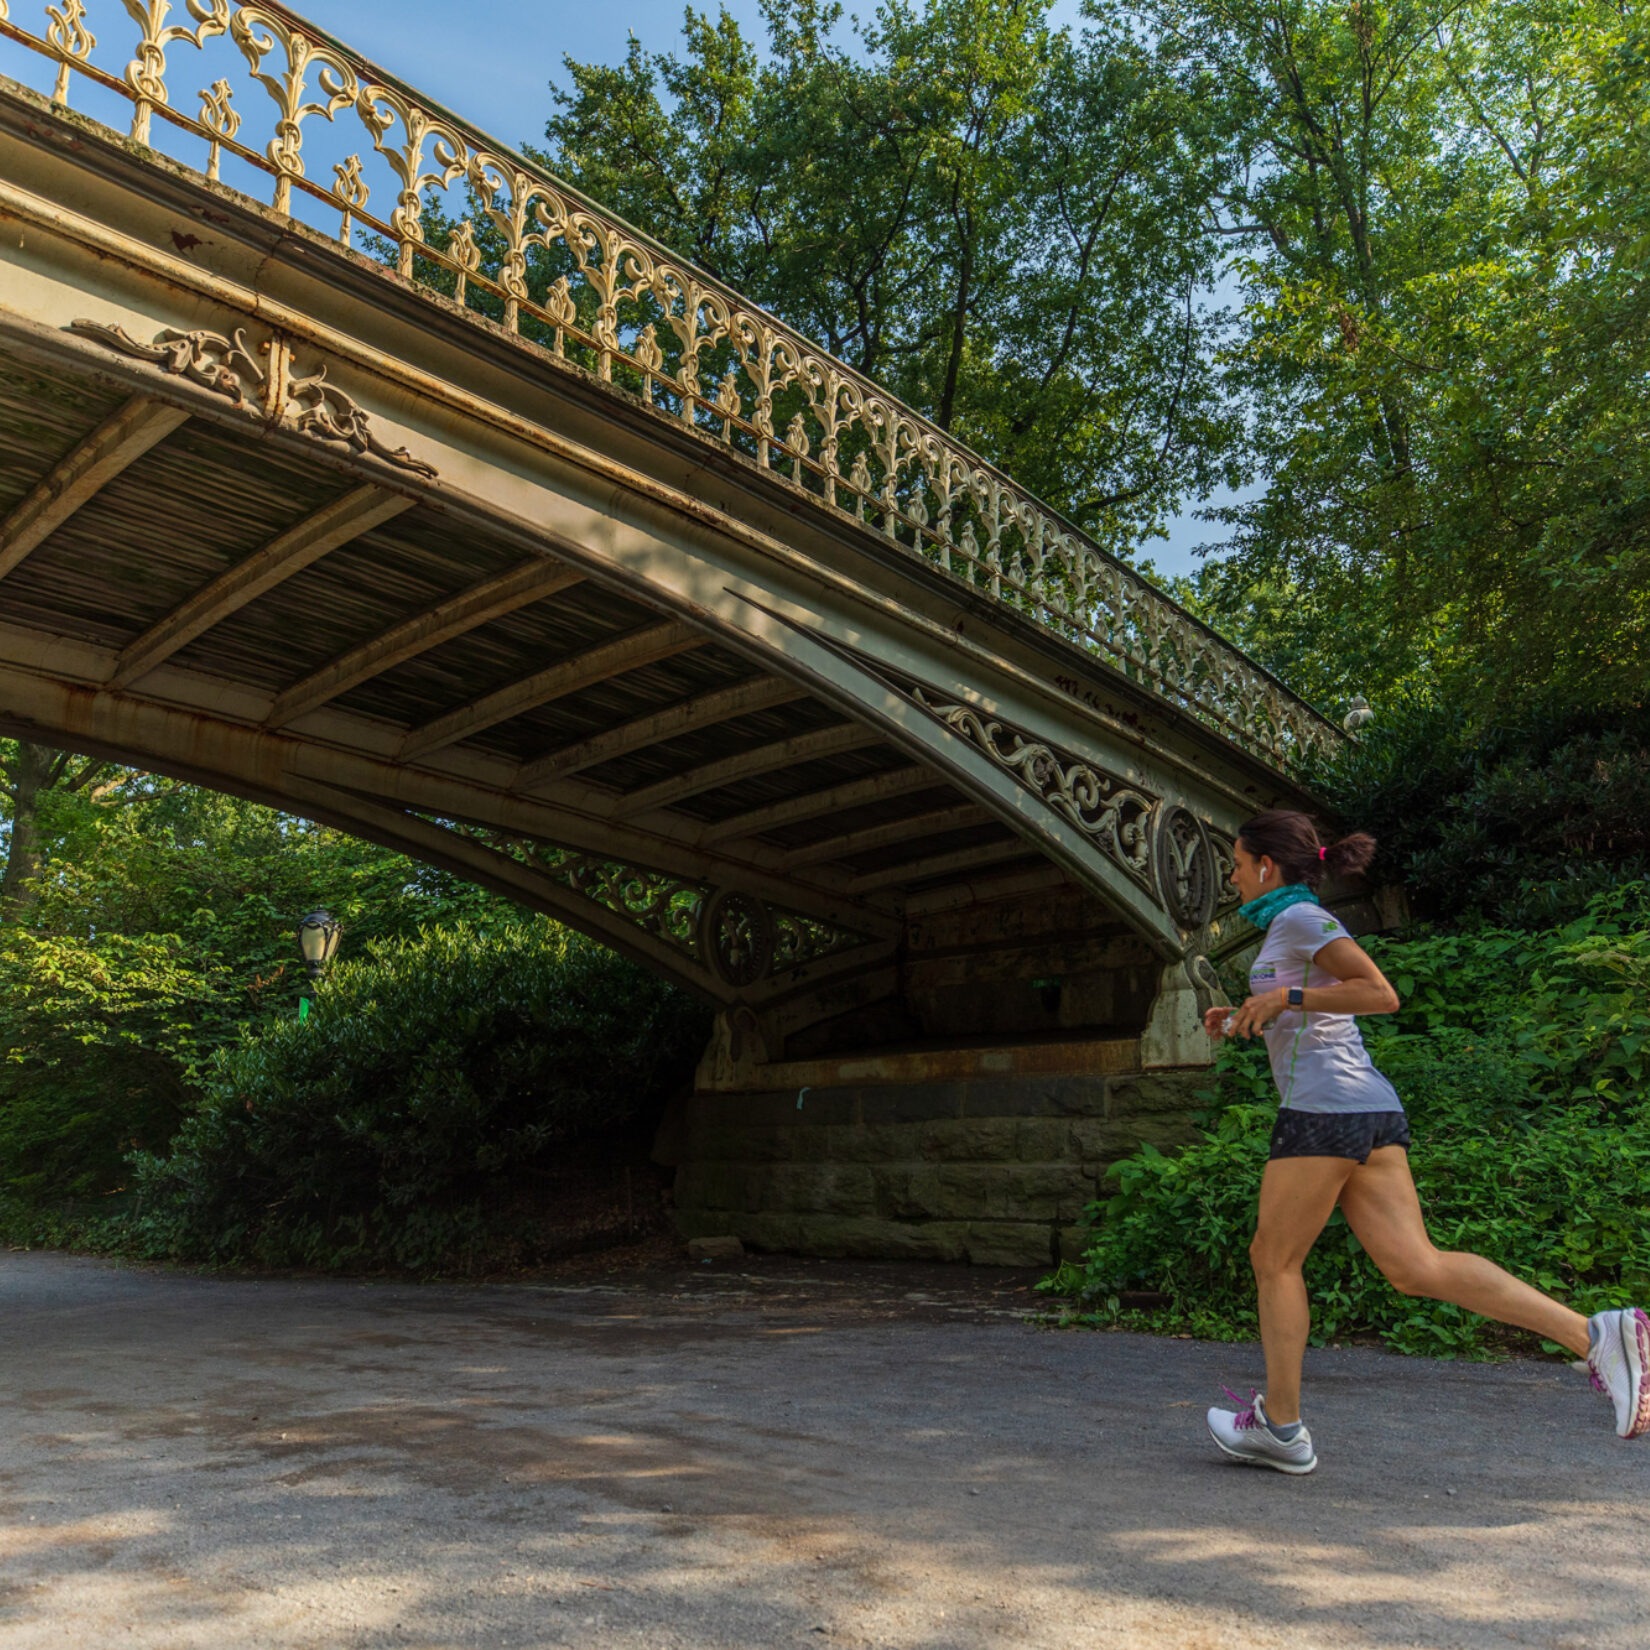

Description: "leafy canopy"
1162 0 1650 710
542 0 1241 557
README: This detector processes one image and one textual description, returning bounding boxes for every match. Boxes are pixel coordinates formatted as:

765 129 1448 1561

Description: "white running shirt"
1247 900 1403 1115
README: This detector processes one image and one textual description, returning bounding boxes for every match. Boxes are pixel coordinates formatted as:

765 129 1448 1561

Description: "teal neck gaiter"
1238 882 1315 932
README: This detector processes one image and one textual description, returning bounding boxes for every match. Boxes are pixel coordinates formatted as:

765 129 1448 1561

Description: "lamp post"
296 908 342 1022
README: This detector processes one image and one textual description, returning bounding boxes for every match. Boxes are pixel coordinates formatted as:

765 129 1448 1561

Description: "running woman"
1203 809 1650 1474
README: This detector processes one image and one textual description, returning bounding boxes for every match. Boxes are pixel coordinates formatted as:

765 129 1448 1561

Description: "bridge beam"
265 560 585 729
841 838 1030 894
399 620 706 763
110 485 414 688
0 395 188 580
623 722 882 814
701 768 944 845
774 803 995 870
513 678 808 793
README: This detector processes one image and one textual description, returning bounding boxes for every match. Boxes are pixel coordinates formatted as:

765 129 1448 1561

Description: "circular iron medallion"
698 889 776 988
1155 806 1216 930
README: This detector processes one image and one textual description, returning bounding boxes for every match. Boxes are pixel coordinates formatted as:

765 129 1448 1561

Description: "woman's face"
1230 837 1275 905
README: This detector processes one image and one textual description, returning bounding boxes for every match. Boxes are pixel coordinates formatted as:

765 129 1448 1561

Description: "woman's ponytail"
1237 810 1376 891
1320 832 1376 881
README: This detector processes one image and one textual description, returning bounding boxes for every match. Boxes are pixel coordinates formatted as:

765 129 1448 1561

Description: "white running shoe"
1206 1387 1318 1475
1587 1307 1650 1439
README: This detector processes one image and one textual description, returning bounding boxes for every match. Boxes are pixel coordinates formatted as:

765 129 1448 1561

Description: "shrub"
128 921 709 1272
1046 885 1650 1356
1301 697 1650 926
0 785 537 1208
0 930 230 1203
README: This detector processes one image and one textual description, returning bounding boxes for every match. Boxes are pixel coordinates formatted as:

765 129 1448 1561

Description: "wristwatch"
1286 987 1306 1008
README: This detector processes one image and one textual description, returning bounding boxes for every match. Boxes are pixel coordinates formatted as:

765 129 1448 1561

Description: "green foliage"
0 929 228 1202
1160 0 1650 711
540 0 1240 558
1301 696 1650 923
1048 885 1650 1355
127 923 709 1273
0 778 531 1205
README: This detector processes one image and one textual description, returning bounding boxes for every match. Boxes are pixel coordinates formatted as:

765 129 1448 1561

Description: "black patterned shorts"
1269 1108 1411 1164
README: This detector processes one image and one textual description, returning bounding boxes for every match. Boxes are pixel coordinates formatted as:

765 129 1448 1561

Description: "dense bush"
1045 885 1650 1356
1301 697 1650 926
0 784 528 1207
123 923 710 1273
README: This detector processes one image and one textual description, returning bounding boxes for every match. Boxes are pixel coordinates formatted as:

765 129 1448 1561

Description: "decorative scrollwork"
772 910 866 972
331 153 369 246
909 687 1157 888
446 219 480 306
231 4 358 214
284 362 438 478
11 0 1342 773
526 848 864 986
121 0 230 144
536 849 704 957
69 318 440 478
69 319 262 403
1155 805 1216 930
198 76 239 180
45 0 96 104
698 889 775 988
1208 828 1240 914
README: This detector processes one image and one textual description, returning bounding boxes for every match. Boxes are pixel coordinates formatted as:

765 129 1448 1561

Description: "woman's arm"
1221 937 1401 1039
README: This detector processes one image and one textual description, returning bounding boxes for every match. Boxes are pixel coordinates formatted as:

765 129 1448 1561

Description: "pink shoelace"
1221 1385 1262 1429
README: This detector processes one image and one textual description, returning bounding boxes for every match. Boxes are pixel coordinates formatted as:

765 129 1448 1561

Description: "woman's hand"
1225 988 1288 1039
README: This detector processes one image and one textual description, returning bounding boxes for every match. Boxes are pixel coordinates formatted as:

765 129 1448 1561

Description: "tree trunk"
1 742 58 920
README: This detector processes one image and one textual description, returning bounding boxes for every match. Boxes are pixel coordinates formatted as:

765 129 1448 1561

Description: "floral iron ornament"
909 687 1157 892
515 843 867 989
69 318 440 477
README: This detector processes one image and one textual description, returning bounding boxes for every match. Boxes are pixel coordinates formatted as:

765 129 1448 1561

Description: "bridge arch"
0 3 1344 1259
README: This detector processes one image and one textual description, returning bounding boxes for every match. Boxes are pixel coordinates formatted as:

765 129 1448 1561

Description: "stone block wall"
662 1068 1209 1267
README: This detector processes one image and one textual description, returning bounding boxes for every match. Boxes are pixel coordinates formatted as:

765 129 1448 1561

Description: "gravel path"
1 1249 1644 1649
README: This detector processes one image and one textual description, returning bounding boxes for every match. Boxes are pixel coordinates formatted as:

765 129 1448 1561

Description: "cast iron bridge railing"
0 0 1341 771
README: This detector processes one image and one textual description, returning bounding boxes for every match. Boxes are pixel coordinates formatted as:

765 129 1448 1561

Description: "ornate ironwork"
69 318 440 476
1208 827 1241 914
697 889 774 988
535 848 703 958
1154 805 1216 930
521 845 867 985
772 910 865 973
0 0 1341 773
909 687 1157 890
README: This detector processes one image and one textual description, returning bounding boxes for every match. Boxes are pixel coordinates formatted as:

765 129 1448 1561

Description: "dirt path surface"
2 1250 1644 1649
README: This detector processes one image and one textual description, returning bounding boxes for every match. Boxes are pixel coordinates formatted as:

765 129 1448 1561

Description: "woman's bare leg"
1251 1156 1359 1422
1338 1147 1590 1357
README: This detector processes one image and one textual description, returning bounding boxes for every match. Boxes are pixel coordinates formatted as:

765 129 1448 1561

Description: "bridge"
0 1 1341 1264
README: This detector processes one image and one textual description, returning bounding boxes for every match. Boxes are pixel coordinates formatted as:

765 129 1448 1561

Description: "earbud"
1260 867 1269 882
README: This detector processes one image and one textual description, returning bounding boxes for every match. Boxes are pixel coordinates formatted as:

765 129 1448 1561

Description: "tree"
0 742 125 919
1156 0 1650 711
541 0 1243 557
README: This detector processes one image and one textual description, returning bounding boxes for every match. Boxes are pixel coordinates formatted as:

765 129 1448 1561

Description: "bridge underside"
0 74 1333 1261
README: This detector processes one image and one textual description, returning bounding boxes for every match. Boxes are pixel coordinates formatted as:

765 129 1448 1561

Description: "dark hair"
1237 809 1376 891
